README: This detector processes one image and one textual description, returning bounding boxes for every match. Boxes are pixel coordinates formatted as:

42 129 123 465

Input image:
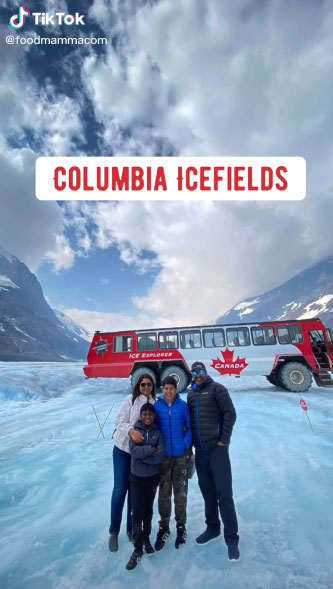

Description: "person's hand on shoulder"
129 429 144 444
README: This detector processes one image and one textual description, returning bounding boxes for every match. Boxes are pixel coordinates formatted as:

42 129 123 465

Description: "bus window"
180 330 202 349
138 333 157 351
310 330 325 343
159 331 179 350
251 326 276 345
114 336 133 353
310 329 326 353
203 328 225 348
277 326 291 344
226 328 250 346
326 329 333 353
278 325 303 344
289 325 303 343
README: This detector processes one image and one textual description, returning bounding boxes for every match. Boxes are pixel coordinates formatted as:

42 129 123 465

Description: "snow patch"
239 307 254 319
283 301 302 310
298 294 333 319
54 309 90 342
0 275 19 290
279 301 303 319
13 325 36 340
234 299 260 311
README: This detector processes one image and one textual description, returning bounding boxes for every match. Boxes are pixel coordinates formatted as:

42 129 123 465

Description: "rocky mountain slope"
0 246 89 361
216 256 333 331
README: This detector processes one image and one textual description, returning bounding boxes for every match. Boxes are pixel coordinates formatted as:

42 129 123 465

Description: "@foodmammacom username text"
6 35 107 45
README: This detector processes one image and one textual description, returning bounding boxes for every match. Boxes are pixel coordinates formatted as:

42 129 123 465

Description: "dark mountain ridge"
216 256 333 331
0 246 89 361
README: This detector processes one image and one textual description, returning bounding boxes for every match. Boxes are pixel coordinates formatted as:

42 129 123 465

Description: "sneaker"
108 534 119 552
127 529 133 543
228 545 241 562
144 540 155 556
154 526 171 551
175 524 187 549
125 549 143 571
195 526 221 545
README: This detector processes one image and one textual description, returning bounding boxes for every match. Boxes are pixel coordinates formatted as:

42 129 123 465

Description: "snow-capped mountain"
216 256 333 330
0 245 89 361
54 309 90 343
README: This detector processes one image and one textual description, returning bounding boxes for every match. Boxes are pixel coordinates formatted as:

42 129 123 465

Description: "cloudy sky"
1 0 333 334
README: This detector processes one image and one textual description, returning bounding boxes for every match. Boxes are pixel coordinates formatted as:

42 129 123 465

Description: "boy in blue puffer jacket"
154 376 192 550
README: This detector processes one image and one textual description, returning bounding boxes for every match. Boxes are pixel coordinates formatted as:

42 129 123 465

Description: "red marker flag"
300 398 308 412
298 394 314 433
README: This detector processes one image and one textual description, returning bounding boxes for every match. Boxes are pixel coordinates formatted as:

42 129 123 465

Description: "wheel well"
130 362 160 384
161 360 190 373
130 360 190 386
275 356 313 374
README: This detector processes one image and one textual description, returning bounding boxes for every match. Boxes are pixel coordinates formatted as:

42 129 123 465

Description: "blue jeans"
109 445 132 535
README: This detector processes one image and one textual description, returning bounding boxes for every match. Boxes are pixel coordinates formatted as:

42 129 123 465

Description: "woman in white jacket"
108 373 156 552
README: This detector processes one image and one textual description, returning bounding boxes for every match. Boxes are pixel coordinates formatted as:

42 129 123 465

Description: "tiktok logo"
9 7 85 27
9 6 30 29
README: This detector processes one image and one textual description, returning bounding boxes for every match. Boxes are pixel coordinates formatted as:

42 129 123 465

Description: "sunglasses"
140 382 153 388
191 369 205 376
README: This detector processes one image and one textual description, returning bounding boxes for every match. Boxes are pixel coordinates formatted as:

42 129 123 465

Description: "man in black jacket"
187 361 240 561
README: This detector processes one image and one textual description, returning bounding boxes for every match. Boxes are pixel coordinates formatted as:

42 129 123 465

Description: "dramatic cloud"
85 0 333 190
0 19 84 271
68 0 333 323
44 234 75 273
63 191 333 326
0 142 64 271
0 23 84 156
64 307 153 335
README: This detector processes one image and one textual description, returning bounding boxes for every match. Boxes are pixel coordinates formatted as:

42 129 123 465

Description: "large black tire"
131 367 157 391
266 371 285 388
160 365 190 393
266 374 279 387
278 362 312 392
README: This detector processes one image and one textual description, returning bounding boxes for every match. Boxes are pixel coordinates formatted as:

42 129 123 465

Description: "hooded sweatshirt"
129 420 165 477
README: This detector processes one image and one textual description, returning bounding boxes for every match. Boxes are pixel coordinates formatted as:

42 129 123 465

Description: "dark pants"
130 473 160 552
109 445 132 535
158 454 188 527
195 445 239 547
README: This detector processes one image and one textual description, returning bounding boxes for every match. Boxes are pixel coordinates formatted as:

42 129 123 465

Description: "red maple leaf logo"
211 348 248 376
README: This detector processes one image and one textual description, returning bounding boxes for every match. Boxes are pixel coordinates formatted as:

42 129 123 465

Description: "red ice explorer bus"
84 318 333 393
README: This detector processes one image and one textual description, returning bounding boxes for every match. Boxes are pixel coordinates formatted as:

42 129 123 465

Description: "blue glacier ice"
0 362 332 588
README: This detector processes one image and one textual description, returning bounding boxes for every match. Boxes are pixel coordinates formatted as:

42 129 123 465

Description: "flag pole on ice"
97 404 114 439
92 404 114 439
298 394 315 434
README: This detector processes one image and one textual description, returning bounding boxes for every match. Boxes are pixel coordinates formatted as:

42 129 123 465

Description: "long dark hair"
132 373 156 404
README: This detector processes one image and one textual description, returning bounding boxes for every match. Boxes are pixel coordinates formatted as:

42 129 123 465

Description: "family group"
108 362 240 571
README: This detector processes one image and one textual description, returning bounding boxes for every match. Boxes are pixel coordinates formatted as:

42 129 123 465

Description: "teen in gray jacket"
125 403 165 571
108 374 156 553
